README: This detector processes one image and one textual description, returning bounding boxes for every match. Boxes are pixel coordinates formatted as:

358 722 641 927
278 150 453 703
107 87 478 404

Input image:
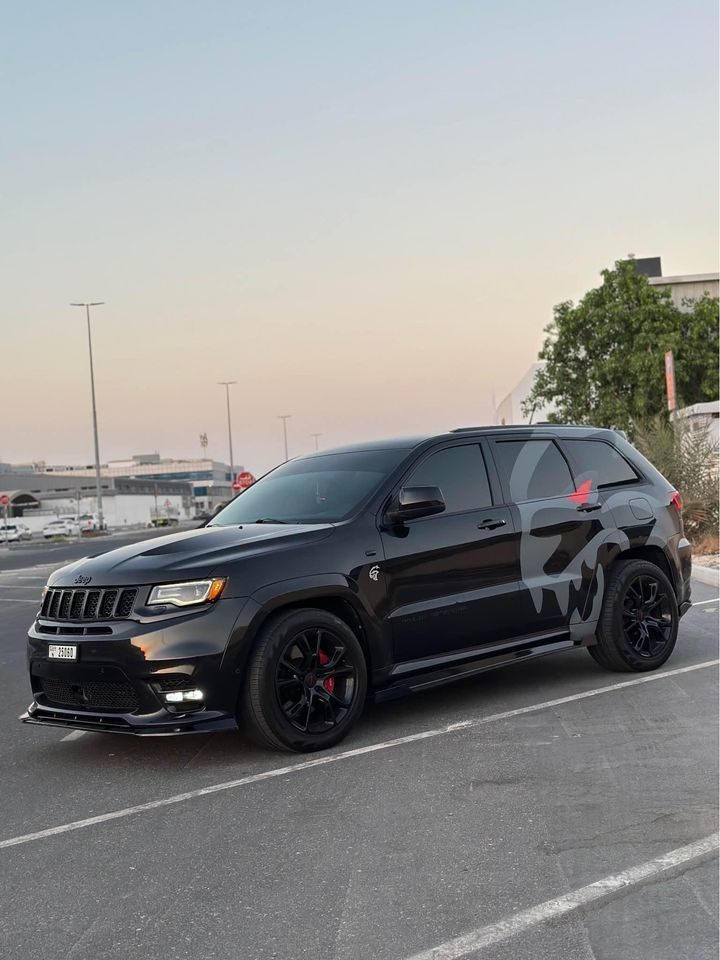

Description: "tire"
242 608 368 752
588 559 678 672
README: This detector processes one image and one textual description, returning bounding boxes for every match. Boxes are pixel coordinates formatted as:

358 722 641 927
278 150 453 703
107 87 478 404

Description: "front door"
379 443 519 663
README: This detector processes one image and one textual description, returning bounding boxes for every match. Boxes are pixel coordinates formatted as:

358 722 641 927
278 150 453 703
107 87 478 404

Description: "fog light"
164 689 204 703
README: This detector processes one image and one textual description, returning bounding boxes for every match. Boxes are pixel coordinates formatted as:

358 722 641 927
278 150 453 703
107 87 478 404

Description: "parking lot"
0 538 717 960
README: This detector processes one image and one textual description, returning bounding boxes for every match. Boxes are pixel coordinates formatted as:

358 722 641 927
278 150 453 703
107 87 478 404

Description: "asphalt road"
0 538 717 960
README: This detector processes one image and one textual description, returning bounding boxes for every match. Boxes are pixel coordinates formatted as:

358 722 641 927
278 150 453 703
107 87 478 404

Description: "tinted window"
564 440 639 488
210 449 408 524
493 439 574 501
406 445 492 514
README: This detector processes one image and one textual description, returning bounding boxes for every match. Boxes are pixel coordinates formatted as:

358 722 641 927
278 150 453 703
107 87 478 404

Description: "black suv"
22 426 692 752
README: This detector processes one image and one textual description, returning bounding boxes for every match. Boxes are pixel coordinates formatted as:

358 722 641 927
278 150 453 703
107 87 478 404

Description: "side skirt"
374 632 585 702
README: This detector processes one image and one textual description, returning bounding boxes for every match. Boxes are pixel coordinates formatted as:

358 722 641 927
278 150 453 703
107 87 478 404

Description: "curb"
692 566 720 588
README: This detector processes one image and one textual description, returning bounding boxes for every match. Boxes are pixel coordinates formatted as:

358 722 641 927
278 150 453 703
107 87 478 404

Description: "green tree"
675 294 720 405
524 258 720 434
633 415 719 539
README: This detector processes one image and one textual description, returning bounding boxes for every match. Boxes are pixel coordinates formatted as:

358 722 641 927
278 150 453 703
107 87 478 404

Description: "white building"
672 401 720 446
648 273 719 309
0 473 194 534
496 362 556 426
43 453 236 514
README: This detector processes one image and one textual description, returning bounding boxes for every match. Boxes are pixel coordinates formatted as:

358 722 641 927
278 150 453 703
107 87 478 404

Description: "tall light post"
278 415 291 461
311 433 322 451
70 302 105 530
218 381 237 481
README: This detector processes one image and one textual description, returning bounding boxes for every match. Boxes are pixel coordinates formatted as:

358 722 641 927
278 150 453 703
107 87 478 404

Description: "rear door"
379 442 519 663
488 435 617 634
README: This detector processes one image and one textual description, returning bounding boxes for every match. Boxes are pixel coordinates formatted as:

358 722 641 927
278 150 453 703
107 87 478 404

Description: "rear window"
563 439 639 488
492 439 575 502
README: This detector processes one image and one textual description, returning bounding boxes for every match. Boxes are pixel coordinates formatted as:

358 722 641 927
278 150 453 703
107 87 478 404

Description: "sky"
1 0 718 477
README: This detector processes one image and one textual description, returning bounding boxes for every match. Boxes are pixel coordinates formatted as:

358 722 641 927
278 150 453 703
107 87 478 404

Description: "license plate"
48 644 77 660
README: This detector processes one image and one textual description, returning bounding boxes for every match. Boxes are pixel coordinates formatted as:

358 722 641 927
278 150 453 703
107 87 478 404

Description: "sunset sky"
2 1 718 476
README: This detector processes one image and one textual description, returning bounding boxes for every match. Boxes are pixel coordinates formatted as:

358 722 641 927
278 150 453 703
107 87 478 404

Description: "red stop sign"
0 495 9 506
234 471 255 491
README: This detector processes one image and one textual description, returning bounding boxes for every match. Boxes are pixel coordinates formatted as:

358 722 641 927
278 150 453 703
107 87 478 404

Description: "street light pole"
218 381 237 481
311 433 321 451
71 302 105 530
278 415 291 461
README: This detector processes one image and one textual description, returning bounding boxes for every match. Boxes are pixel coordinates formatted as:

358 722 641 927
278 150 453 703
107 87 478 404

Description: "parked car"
78 514 101 532
23 425 691 752
149 516 179 528
0 523 32 542
42 518 80 539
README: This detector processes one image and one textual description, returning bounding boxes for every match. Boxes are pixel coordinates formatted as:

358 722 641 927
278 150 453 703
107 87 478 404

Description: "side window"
406 445 492 514
563 440 639 488
492 439 574 501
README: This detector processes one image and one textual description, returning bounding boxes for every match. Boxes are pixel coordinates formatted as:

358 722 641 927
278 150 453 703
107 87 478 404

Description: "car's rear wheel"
588 558 678 672
242 608 367 752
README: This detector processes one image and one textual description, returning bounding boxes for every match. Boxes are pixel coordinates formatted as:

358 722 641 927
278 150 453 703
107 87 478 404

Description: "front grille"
99 590 118 618
40 678 139 712
115 589 136 618
38 624 113 636
84 590 100 618
40 587 138 622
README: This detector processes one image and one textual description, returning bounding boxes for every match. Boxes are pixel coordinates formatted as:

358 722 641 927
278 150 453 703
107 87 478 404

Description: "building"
648 273 719 309
672 401 720 446
495 362 555 426
0 472 194 533
43 453 237 514
631 256 719 308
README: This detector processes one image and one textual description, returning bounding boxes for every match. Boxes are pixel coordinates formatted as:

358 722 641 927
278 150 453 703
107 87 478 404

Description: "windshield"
209 449 408 525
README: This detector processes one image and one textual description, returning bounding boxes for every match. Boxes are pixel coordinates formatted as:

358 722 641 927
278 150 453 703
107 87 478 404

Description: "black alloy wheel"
621 574 674 658
242 608 367 752
589 558 679 673
275 627 357 734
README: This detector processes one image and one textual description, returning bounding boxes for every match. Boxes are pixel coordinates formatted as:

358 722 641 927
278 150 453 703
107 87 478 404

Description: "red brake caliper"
318 648 335 694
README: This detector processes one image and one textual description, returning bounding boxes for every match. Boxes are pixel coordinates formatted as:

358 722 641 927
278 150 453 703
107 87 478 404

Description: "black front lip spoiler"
20 702 239 737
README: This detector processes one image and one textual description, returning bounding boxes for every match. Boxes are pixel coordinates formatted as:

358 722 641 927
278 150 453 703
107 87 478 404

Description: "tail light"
670 491 682 512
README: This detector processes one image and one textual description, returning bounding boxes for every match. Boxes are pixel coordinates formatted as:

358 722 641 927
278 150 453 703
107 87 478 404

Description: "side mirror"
386 486 446 524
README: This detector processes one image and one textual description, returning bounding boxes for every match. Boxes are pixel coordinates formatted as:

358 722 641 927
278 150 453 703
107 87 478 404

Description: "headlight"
147 578 226 607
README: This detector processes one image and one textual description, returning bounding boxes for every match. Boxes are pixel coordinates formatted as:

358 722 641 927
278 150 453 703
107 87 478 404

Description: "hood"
48 523 335 588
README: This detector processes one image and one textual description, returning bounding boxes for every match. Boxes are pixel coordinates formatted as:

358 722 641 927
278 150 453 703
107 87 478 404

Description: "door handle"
576 503 602 512
477 518 507 530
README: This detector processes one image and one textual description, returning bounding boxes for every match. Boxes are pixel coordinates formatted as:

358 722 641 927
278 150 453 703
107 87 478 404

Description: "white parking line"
1 658 716 852
60 730 86 742
691 598 719 606
404 833 720 960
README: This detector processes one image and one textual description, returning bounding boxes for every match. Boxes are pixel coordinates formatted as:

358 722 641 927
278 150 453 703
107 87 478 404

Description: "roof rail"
450 424 550 432
450 422 600 432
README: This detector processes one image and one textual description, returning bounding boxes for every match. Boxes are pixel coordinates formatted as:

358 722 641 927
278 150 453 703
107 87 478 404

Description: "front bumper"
21 596 251 737
20 701 239 736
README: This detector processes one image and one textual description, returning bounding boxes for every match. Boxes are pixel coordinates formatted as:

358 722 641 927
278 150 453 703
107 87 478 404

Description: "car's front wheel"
242 608 367 752
588 558 679 672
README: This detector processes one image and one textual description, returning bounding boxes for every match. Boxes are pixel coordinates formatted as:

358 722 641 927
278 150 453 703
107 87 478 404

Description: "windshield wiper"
253 518 292 524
